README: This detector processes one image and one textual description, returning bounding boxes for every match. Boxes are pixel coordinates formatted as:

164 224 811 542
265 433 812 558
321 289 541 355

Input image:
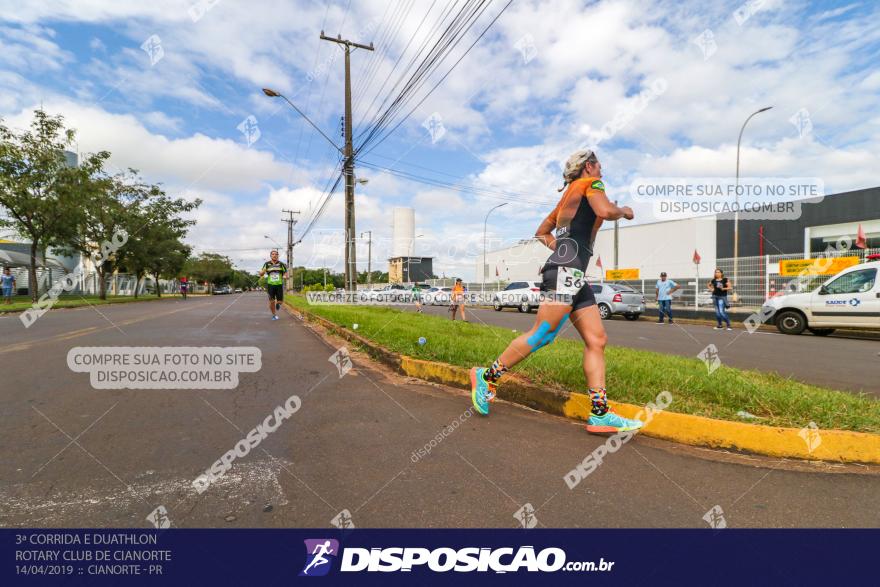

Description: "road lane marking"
0 301 213 355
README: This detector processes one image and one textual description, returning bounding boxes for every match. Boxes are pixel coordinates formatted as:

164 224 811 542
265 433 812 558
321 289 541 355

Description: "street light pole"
482 203 508 294
733 106 772 296
360 230 372 289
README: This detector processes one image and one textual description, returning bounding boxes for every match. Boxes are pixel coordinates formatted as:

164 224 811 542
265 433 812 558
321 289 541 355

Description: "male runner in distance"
259 250 288 321
469 150 644 434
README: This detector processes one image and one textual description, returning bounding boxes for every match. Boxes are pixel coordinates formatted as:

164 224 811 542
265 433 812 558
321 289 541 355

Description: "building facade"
388 256 434 283
477 188 878 285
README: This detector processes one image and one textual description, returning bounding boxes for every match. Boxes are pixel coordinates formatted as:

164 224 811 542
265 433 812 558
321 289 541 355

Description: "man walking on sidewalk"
655 272 679 324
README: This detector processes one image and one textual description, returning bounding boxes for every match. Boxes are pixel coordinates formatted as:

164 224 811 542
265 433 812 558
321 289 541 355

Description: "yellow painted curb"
290 301 880 465
399 357 880 465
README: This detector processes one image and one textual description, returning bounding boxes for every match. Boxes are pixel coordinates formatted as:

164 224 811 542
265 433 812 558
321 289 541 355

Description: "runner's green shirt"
262 261 287 285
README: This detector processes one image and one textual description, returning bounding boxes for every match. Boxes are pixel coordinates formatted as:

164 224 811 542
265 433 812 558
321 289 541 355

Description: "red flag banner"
693 249 701 264
856 224 867 249
596 256 603 270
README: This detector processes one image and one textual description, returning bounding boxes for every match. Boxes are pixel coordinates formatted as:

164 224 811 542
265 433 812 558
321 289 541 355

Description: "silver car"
592 283 645 320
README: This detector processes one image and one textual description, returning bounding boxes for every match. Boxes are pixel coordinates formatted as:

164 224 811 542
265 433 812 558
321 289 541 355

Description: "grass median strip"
287 295 880 434
0 294 193 313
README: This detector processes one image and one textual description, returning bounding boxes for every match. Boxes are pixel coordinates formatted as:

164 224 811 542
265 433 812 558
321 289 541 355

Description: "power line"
358 0 513 159
357 160 557 206
351 0 407 107
353 0 443 137
356 0 488 151
293 0 332 165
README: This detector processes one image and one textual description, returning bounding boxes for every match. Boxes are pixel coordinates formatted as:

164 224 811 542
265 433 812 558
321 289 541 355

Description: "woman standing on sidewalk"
708 268 732 330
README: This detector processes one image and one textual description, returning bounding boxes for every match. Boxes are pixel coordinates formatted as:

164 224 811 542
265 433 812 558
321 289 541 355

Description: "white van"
761 260 880 335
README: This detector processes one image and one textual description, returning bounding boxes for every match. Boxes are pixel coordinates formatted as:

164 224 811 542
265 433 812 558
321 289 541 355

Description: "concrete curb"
465 305 880 340
288 302 880 465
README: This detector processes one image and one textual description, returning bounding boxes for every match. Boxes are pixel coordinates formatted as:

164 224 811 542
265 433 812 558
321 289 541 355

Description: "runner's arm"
587 188 633 220
535 212 557 250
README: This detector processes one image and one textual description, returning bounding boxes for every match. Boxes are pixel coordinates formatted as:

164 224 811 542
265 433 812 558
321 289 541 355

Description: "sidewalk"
641 305 880 339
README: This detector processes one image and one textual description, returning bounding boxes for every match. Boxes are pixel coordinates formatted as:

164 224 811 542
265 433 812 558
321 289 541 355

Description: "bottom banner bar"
4 529 875 585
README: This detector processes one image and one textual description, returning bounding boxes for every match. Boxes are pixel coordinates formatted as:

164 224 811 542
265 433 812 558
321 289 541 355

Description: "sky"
0 0 878 279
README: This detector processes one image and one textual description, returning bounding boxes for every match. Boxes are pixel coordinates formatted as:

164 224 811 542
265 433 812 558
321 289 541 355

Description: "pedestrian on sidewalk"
1 267 15 304
708 268 732 330
655 272 679 324
450 278 466 321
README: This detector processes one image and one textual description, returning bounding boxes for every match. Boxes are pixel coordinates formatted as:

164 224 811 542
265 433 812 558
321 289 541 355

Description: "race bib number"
556 266 586 296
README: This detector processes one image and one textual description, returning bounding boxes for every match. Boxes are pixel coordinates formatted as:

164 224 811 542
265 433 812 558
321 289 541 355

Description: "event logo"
300 539 340 577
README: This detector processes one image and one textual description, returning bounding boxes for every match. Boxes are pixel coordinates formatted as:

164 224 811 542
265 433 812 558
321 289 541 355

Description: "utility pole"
320 31 373 293
281 209 300 291
613 200 619 269
360 230 372 289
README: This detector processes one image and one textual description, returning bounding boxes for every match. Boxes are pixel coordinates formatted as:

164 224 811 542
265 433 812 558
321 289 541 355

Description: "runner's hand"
621 206 634 220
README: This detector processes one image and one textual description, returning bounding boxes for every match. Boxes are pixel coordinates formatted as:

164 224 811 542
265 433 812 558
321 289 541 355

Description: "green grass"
287 294 880 433
0 293 194 313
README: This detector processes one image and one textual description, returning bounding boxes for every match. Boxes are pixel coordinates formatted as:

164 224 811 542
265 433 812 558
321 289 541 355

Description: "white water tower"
392 207 416 257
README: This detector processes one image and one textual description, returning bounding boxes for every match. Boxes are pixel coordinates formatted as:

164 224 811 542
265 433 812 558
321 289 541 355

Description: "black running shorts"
539 265 596 311
267 284 284 301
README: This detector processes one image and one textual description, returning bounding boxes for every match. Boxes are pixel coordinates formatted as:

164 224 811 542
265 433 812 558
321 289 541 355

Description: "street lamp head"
758 106 773 113
262 88 281 98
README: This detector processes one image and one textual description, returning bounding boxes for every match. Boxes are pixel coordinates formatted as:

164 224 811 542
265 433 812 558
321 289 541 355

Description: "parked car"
696 291 715 307
213 285 231 295
362 284 408 303
761 259 879 335
424 287 453 305
234 288 242 293
493 281 542 313
593 283 646 320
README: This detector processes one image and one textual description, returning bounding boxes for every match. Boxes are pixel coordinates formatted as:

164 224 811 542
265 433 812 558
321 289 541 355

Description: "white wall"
476 216 717 283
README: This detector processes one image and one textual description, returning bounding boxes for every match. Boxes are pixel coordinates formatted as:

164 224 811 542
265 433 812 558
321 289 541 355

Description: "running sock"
483 359 507 383
588 387 609 416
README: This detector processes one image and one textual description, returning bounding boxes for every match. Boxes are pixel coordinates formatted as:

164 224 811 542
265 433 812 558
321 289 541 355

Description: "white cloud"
2 0 879 279
6 100 291 191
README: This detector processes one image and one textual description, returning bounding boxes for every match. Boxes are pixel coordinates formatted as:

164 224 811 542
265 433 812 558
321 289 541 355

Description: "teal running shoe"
469 367 495 416
585 409 644 434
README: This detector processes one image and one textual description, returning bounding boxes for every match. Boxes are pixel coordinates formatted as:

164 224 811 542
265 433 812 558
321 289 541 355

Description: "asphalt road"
416 303 880 396
1 293 878 529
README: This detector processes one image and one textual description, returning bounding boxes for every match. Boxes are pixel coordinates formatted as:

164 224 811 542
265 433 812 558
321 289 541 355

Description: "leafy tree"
55 169 153 299
0 110 107 301
119 191 199 297
185 252 232 292
149 239 190 296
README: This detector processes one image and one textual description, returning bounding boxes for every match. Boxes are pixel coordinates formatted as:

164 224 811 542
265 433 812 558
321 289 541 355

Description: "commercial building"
388 256 434 283
476 187 879 305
